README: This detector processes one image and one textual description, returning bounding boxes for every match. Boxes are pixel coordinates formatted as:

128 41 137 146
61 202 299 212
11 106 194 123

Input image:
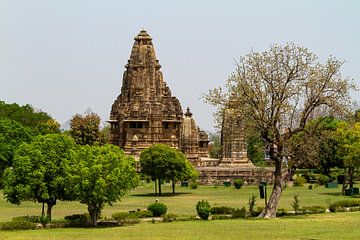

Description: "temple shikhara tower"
109 30 272 184
109 30 208 164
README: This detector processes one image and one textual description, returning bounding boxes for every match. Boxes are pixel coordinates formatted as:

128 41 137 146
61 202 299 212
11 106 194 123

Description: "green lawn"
1 182 360 239
1 182 358 222
1 212 360 239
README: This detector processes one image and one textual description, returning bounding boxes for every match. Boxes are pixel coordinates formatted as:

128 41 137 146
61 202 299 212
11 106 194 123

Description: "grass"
1 212 360 239
0 182 357 222
1 182 360 239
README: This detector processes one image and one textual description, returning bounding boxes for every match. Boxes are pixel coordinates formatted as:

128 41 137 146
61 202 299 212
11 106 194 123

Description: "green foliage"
293 176 307 186
0 101 60 135
162 213 197 222
210 206 235 215
111 210 152 221
0 219 37 230
190 182 199 189
329 199 360 212
0 119 34 184
65 144 139 226
248 194 256 214
291 195 301 214
208 133 221 159
70 112 101 145
64 213 90 227
147 202 168 217
301 206 326 214
3 134 76 220
232 207 246 218
276 208 288 217
12 215 41 223
140 144 198 194
234 179 244 189
196 200 211 220
317 174 330 185
246 135 265 166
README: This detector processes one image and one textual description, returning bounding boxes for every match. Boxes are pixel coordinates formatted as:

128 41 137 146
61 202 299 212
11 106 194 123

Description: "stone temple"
109 30 274 184
108 30 208 165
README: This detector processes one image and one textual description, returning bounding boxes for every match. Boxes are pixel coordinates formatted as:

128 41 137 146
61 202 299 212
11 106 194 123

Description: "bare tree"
204 43 356 218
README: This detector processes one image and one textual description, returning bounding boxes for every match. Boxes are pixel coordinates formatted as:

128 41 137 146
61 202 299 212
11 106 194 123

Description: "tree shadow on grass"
131 192 192 197
318 192 342 196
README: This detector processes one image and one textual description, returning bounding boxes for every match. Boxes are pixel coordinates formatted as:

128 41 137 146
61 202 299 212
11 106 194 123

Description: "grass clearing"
1 182 360 239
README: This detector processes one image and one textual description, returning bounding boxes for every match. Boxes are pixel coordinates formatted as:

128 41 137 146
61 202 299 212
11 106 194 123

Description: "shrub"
234 179 244 189
248 194 256 214
329 199 360 212
147 202 167 217
212 214 231 220
12 215 41 223
210 206 235 215
276 208 287 217
293 176 306 187
317 174 330 185
232 207 246 218
163 213 179 222
302 206 326 214
190 182 199 189
301 173 311 183
196 200 211 220
64 213 90 227
291 195 301 214
0 219 37 230
117 218 140 226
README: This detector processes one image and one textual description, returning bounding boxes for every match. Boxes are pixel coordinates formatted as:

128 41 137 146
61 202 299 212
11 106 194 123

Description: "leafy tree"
335 121 360 193
70 112 100 145
3 134 76 220
140 144 198 195
204 43 355 217
0 101 60 134
208 132 221 159
65 144 139 226
0 119 34 185
247 134 266 166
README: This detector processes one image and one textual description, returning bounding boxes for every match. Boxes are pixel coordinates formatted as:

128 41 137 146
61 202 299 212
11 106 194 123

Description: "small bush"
302 173 311 183
317 174 330 185
147 202 168 217
212 214 231 220
12 215 41 223
250 207 264 217
210 206 235 215
329 199 360 212
196 200 211 220
291 194 301 214
1 219 37 230
190 182 199 189
232 207 246 218
118 218 140 226
163 214 197 222
293 176 306 187
64 213 90 227
163 213 179 222
276 208 287 217
302 206 326 214
248 194 256 214
234 179 244 189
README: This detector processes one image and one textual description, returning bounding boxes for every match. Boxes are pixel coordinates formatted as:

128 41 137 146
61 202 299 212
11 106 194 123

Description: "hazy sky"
1 0 359 132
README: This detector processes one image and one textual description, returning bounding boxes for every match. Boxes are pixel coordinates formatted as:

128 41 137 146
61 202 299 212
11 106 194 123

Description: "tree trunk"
349 167 354 189
154 179 158 195
259 152 292 218
172 179 175 194
88 205 101 227
46 200 56 221
158 178 162 195
41 202 45 218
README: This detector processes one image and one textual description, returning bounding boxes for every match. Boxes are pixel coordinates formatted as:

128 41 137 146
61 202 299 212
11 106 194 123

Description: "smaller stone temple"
108 30 208 165
108 30 274 184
